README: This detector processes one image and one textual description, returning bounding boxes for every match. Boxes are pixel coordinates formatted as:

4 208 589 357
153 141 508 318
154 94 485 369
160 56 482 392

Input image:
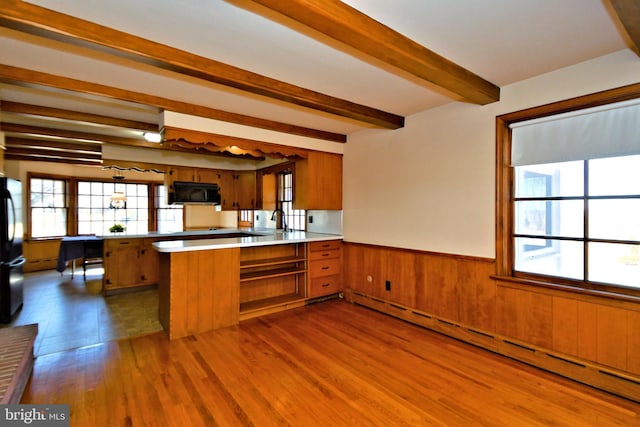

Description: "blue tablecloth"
56 236 104 273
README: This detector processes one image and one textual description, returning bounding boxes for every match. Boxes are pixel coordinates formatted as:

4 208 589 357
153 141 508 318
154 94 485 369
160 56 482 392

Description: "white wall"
343 49 640 258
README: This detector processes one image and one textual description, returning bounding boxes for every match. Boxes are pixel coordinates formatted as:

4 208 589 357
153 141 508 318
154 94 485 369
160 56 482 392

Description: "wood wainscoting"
343 242 640 402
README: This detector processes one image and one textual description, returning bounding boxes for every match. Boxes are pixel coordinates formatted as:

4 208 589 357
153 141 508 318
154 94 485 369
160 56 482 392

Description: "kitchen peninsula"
153 231 343 340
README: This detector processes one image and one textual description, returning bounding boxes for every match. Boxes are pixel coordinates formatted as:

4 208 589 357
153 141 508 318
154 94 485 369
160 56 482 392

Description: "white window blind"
510 99 640 166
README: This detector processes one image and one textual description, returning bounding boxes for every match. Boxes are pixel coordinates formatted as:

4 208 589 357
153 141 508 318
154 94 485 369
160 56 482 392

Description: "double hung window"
29 177 68 238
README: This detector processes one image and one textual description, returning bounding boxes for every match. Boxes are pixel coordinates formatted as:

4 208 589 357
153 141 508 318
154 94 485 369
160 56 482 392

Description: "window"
514 156 640 287
29 177 68 238
279 171 305 231
497 88 640 296
156 184 183 233
77 180 149 235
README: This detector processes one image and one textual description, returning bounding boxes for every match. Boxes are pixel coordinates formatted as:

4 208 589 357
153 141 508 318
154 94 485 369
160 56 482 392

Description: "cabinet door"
259 172 277 210
219 171 236 210
140 239 160 285
196 169 221 185
103 239 142 291
235 171 256 209
294 152 342 210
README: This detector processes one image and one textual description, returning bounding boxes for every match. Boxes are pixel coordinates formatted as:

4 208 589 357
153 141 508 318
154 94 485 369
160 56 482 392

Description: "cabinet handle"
322 253 330 257
321 266 330 270
321 283 330 287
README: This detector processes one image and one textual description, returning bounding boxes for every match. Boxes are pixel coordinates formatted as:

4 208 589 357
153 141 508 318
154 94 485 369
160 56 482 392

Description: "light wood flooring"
22 299 640 426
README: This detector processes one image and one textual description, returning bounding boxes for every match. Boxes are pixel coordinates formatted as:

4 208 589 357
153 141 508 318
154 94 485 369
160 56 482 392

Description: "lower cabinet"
308 240 343 298
103 238 161 293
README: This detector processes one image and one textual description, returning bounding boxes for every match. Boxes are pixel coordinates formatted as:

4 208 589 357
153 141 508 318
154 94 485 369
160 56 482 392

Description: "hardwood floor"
22 299 640 426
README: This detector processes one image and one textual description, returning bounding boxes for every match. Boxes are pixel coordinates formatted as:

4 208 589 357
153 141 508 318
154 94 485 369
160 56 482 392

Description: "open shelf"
240 255 306 269
239 243 307 316
240 266 307 282
239 293 306 319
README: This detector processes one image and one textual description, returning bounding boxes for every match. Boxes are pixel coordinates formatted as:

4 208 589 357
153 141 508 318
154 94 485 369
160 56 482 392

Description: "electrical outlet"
385 280 391 291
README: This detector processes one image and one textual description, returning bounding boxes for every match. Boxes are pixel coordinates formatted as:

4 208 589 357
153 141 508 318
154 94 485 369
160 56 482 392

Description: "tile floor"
1 267 162 356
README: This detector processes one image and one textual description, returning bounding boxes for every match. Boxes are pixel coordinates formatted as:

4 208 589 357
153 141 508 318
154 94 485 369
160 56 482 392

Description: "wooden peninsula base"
154 232 342 340
158 248 240 340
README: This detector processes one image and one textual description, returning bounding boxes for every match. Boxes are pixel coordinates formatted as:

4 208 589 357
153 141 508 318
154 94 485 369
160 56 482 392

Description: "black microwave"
169 181 221 205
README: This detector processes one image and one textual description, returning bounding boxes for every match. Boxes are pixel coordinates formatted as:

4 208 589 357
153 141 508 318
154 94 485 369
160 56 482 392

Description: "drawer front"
309 275 341 298
309 248 341 261
309 240 341 252
309 258 341 278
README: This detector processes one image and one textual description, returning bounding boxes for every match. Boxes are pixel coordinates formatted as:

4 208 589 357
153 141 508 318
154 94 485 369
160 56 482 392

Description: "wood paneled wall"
343 243 496 331
343 242 640 400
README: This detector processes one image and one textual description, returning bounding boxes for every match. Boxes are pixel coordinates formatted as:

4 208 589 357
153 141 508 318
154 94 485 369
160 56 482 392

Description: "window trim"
495 82 640 300
27 173 169 239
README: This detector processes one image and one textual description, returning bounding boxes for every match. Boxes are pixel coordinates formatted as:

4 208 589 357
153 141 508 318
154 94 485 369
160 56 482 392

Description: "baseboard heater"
344 288 640 403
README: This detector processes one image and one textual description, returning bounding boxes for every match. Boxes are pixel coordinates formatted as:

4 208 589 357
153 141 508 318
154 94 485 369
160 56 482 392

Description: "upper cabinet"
294 152 343 210
220 171 256 210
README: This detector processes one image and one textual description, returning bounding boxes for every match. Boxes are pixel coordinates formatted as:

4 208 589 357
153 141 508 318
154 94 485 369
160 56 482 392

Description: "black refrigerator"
0 177 25 323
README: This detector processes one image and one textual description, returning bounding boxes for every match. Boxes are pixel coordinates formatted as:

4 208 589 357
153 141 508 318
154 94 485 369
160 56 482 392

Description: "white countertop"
152 230 343 253
101 228 259 240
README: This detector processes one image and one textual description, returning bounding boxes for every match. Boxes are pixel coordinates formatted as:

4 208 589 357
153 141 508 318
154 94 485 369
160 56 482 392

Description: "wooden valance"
162 127 308 160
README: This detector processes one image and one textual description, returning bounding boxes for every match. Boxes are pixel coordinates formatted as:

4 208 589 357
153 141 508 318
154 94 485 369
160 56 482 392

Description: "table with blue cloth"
56 236 104 278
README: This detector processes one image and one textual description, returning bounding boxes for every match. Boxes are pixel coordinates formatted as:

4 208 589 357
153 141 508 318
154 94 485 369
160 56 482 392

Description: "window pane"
515 200 583 238
589 199 640 241
515 161 583 198
30 178 67 238
78 181 90 194
156 185 183 233
589 155 640 196
515 238 583 280
79 180 149 235
589 242 640 289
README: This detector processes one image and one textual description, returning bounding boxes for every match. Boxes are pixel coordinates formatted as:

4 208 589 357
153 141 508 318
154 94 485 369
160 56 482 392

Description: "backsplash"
306 210 342 234
254 210 342 234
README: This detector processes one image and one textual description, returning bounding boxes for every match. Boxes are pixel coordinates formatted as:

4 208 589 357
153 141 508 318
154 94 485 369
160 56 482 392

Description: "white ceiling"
0 0 631 142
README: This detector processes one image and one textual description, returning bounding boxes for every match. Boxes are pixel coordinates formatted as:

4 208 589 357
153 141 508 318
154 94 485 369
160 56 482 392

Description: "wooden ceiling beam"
5 136 101 153
247 0 500 105
4 153 101 166
0 0 403 130
1 122 157 147
0 101 158 132
607 0 640 56
0 65 346 143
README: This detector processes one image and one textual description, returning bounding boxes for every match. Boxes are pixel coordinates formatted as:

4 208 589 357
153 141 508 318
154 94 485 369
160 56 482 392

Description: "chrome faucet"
270 207 288 231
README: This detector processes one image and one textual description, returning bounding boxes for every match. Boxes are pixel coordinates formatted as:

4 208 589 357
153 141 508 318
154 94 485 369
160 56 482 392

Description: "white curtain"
510 98 640 166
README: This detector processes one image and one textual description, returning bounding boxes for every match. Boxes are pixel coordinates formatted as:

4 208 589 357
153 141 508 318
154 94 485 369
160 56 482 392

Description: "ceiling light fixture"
109 171 127 209
143 132 162 143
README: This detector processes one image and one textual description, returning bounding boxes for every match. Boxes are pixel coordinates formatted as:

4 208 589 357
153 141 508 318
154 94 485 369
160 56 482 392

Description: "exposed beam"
1 122 158 147
5 136 101 153
607 0 640 56
0 65 347 143
247 0 500 105
4 153 101 166
0 0 403 129
0 101 158 132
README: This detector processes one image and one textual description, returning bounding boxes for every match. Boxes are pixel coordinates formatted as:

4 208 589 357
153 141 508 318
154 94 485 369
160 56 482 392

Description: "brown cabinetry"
294 151 342 210
308 240 342 298
220 171 256 210
239 243 307 319
103 237 165 293
23 239 60 272
103 238 143 292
